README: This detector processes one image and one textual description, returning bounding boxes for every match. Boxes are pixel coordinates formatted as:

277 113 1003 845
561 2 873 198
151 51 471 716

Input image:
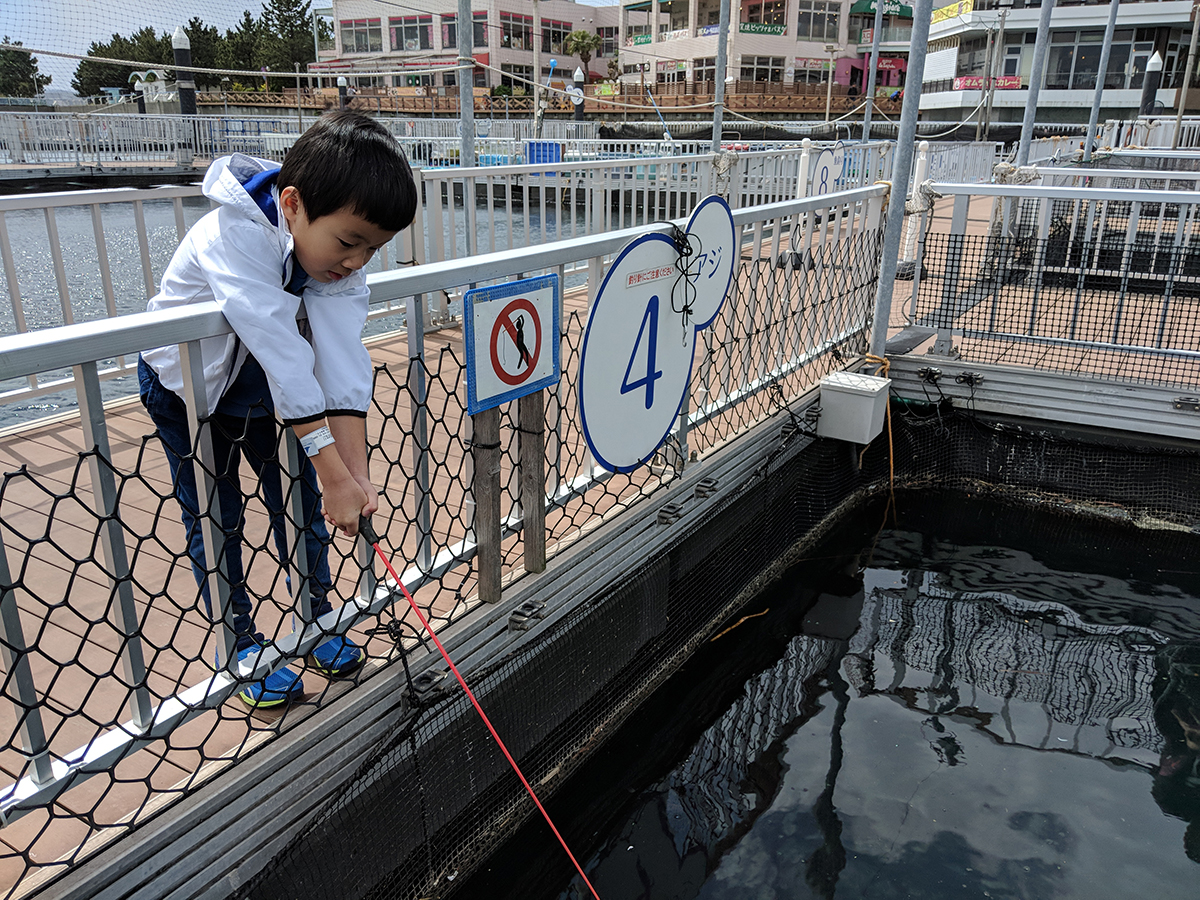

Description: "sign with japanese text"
932 0 974 24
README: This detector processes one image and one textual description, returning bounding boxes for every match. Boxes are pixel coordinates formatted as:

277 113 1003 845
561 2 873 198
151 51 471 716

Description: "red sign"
878 57 906 70
953 75 1023 90
489 298 542 386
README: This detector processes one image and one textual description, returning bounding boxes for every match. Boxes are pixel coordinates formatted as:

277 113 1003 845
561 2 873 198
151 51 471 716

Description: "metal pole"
533 0 542 138
1081 4 1120 159
869 0 933 358
295 63 303 133
1014 0 1056 167
976 24 993 141
1171 3 1195 150
825 48 835 124
312 11 322 89
711 0 731 151
861 0 885 143
457 0 476 169
983 7 1006 140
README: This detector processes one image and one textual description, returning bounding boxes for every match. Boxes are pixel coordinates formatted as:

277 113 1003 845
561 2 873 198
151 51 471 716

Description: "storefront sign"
739 22 787 36
664 28 689 41
849 0 914 17
699 24 722 36
952 74 1022 90
795 57 831 70
625 33 651 46
878 57 906 70
932 0 974 24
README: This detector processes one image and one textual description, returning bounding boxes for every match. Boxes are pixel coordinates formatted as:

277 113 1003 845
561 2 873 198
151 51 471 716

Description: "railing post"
518 391 546 574
406 293 433 573
0 535 54 787
472 407 502 603
280 430 314 626
178 339 237 667
75 360 153 732
898 140 930 277
932 194 968 356
797 138 812 200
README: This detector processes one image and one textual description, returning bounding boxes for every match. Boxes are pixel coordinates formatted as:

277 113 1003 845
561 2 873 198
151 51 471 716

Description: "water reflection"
464 498 1200 900
1152 642 1200 863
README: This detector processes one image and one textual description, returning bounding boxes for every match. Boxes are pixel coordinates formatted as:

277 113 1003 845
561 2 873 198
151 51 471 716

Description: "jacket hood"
202 154 281 228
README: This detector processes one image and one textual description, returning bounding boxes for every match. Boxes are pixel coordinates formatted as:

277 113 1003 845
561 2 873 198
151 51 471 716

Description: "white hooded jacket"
141 153 374 424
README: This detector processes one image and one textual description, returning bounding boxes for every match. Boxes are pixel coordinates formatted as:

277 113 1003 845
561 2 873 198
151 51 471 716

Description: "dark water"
458 492 1200 900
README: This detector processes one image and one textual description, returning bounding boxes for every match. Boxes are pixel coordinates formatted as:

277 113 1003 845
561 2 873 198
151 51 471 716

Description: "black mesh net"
913 193 1200 389
237 396 1200 900
0 198 883 897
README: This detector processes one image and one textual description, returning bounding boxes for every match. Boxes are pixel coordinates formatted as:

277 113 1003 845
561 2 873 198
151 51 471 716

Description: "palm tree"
564 30 603 83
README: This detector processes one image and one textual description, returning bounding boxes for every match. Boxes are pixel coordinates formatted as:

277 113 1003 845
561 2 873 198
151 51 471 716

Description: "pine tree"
258 0 316 89
71 28 171 97
217 11 263 89
182 18 223 90
0 38 51 97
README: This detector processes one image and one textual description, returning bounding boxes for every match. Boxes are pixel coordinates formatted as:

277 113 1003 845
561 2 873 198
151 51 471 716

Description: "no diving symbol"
490 297 542 386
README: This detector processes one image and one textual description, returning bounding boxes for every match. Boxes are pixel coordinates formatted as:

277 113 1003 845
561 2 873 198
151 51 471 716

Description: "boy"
139 111 417 707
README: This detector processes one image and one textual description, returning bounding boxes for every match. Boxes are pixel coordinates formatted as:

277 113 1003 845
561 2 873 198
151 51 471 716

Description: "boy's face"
279 186 398 284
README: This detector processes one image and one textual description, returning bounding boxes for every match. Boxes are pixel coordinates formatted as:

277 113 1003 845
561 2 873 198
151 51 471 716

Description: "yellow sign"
932 0 974 23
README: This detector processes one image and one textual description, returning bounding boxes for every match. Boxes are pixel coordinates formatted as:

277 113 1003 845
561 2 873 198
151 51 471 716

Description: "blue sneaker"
235 643 305 708
309 636 365 677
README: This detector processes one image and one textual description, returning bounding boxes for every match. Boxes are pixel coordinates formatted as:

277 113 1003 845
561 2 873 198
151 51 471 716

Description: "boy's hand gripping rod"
357 517 601 900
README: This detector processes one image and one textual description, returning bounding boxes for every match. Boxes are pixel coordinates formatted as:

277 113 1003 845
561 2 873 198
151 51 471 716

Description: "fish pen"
1 169 1199 899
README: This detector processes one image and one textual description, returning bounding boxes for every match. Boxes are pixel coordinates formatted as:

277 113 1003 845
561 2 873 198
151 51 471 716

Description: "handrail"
930 181 1200 204
0 185 889 382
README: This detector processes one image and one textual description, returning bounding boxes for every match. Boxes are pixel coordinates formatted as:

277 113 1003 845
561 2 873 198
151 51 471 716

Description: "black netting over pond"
238 401 1200 900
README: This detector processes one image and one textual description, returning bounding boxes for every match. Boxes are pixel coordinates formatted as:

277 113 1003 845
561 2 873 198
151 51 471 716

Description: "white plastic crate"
816 371 891 444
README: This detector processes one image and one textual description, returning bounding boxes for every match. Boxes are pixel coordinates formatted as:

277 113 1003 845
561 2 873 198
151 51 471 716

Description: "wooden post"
519 391 546 574
472 406 502 603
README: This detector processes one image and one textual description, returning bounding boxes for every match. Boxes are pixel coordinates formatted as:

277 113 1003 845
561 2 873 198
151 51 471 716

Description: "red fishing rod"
357 516 602 900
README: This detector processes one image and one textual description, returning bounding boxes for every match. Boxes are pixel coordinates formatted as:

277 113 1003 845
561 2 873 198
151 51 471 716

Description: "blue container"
525 140 562 165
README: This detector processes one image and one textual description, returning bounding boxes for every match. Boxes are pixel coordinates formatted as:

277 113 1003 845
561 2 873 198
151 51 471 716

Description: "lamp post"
1140 50 1164 116
172 26 197 116
573 65 586 120
337 75 348 110
824 43 838 124
220 77 229 115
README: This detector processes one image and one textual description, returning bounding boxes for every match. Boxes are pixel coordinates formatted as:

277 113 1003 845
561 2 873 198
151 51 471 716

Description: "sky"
2 0 618 95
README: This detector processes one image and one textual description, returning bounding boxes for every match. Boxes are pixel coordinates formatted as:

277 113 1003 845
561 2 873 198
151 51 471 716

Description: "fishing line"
357 517 602 900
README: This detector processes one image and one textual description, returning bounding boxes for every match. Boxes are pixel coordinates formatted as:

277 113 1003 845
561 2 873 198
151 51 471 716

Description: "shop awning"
849 0 914 18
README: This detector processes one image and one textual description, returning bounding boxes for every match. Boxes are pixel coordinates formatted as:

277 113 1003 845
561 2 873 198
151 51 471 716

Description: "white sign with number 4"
578 196 736 472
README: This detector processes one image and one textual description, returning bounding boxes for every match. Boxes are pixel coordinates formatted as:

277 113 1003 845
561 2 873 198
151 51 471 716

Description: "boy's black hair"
278 111 417 232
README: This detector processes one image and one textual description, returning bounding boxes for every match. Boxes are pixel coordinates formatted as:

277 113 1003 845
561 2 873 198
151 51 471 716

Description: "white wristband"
298 425 335 457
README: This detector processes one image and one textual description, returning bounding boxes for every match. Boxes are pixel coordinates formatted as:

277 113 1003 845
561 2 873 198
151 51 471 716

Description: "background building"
919 0 1190 122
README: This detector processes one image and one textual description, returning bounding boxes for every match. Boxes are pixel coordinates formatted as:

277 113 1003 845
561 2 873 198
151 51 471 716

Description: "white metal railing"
0 184 888 843
1025 135 1082 166
1033 166 1200 193
1101 116 1200 151
910 180 1200 388
0 146 895 416
923 140 1002 184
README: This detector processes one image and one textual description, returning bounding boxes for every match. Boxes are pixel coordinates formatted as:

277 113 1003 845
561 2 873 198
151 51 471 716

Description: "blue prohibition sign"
464 273 561 415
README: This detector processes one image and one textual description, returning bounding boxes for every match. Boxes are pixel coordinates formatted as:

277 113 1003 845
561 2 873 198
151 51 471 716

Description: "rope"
358 518 603 900
905 179 943 215
861 354 895 508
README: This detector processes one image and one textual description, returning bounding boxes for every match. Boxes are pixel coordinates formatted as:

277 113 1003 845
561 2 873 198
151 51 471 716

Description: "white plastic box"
816 371 892 444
